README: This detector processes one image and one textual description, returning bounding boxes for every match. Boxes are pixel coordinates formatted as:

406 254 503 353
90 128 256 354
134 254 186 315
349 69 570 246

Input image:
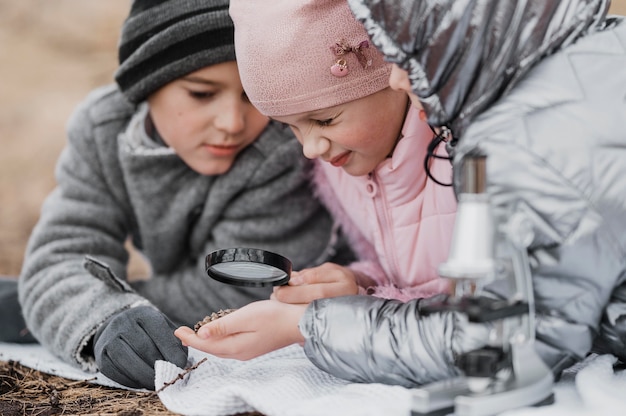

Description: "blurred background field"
0 1 132 276
1 1 626 277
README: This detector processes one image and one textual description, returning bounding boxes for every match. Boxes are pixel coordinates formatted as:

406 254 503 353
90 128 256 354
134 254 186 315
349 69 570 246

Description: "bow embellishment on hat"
329 39 372 77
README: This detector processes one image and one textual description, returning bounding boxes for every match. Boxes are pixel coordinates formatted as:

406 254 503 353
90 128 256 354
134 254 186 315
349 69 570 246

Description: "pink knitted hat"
229 0 392 117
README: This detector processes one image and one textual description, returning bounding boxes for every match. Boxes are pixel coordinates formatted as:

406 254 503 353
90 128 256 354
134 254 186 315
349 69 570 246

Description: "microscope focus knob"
456 346 507 378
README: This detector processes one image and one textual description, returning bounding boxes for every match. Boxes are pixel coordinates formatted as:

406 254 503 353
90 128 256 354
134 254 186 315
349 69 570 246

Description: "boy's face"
271 87 408 176
148 61 268 175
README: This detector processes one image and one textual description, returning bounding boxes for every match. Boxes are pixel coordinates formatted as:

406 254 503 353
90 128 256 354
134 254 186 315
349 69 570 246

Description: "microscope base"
411 377 468 416
411 372 553 416
455 372 554 416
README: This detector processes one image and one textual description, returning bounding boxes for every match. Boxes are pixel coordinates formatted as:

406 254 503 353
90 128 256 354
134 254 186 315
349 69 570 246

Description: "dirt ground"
0 359 264 416
1 1 626 415
0 360 177 416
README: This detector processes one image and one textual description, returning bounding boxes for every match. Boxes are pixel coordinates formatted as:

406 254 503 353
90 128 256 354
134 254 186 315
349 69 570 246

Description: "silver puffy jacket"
299 0 626 387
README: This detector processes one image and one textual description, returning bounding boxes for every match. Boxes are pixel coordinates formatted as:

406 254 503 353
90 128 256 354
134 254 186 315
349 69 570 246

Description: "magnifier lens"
206 248 291 287
211 262 286 279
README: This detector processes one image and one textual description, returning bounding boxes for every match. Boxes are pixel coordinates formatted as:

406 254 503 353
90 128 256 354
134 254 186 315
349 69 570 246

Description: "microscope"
412 153 554 416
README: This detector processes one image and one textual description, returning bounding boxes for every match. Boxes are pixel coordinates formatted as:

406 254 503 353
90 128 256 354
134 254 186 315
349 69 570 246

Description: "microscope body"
412 154 554 416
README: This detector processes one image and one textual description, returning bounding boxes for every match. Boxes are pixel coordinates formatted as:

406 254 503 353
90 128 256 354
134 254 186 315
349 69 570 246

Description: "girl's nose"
301 133 330 160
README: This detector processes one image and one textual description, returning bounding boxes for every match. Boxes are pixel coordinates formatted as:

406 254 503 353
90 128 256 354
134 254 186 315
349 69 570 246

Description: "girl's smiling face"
271 87 408 176
147 61 269 176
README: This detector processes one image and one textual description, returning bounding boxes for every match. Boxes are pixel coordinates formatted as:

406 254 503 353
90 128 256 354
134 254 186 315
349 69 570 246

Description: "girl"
14 0 350 390
234 0 457 306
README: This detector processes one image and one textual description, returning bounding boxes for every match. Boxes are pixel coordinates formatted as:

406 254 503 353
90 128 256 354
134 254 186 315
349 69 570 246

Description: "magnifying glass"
205 247 292 287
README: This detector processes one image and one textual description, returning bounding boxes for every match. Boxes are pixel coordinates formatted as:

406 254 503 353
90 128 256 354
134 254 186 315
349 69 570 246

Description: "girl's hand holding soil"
174 300 307 360
272 262 359 304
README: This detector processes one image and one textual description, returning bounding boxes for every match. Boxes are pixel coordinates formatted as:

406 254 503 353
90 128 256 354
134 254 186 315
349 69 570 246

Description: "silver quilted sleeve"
300 295 491 387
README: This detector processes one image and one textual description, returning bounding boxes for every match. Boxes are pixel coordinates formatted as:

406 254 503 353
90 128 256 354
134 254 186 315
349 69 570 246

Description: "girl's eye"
189 90 216 100
316 118 333 127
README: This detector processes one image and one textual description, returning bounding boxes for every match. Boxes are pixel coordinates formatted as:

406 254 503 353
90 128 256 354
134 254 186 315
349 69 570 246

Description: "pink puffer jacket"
312 106 457 301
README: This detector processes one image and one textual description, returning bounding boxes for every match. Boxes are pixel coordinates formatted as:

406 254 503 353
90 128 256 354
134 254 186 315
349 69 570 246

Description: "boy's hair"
230 0 392 117
115 0 235 104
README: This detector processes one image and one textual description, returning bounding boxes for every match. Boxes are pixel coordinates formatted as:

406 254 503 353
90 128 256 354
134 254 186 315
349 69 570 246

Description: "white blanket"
155 346 626 416
501 354 625 416
1 342 624 415
155 345 412 416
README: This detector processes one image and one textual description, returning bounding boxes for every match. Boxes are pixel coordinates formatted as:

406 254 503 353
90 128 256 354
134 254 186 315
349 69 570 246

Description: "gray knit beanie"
115 0 235 104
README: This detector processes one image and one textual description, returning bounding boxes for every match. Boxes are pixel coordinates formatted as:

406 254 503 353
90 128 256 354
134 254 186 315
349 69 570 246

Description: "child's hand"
174 300 306 360
272 262 359 304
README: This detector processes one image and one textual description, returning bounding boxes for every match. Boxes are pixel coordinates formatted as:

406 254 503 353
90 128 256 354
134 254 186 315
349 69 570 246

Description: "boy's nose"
215 101 245 133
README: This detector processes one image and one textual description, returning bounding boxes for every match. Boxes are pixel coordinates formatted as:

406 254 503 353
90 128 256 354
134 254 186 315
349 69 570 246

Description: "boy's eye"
315 118 333 127
189 90 216 99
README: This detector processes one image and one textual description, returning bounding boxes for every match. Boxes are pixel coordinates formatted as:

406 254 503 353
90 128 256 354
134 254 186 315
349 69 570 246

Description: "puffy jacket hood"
348 0 610 137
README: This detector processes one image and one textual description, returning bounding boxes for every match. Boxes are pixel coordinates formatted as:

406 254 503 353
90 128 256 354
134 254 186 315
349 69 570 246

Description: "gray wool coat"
18 84 348 371
300 1 626 387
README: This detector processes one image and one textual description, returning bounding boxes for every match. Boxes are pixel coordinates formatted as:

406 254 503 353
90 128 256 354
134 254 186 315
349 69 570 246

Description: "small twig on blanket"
66 377 97 386
156 357 208 393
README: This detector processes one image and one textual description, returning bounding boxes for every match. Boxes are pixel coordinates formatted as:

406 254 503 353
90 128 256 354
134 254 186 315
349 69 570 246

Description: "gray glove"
0 276 37 343
93 305 188 390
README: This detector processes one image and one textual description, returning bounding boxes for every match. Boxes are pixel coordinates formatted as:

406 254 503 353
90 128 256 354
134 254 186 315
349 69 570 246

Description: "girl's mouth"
329 151 351 167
